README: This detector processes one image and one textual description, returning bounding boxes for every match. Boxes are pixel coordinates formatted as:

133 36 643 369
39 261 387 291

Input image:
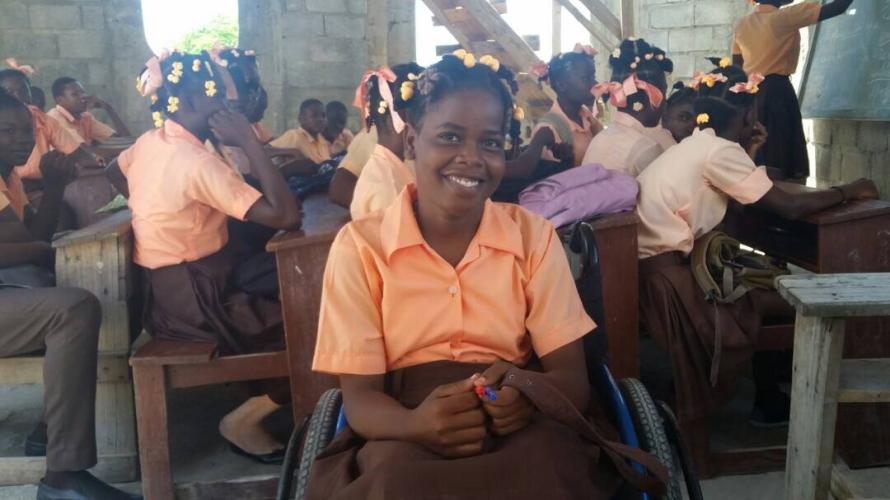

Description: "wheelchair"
276 221 704 500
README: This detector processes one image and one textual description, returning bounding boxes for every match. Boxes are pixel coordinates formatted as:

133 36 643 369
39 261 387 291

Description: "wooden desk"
727 194 890 468
776 274 890 500
267 196 349 421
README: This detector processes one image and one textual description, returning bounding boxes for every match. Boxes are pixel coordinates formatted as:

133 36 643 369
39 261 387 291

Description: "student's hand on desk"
38 151 77 189
839 178 880 201
209 109 259 149
474 361 535 437
409 376 487 458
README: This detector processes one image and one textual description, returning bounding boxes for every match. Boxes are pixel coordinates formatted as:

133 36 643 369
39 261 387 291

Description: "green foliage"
176 15 239 53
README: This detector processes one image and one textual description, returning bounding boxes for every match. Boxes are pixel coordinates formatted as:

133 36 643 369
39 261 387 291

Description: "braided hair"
539 51 595 88
365 62 425 131
608 38 673 111
144 51 226 127
692 58 754 135
216 48 266 123
409 53 519 138
0 69 32 104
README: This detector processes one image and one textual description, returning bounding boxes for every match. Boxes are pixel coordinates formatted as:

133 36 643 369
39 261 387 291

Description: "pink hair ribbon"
572 43 598 57
353 67 404 132
591 74 664 109
529 61 549 79
137 51 168 97
690 71 729 90
5 58 35 76
729 72 765 94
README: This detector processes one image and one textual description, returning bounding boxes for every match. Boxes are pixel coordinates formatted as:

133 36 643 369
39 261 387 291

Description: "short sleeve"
525 223 596 357
339 128 376 176
117 144 135 177
627 140 664 177
269 129 300 149
188 156 263 221
312 225 387 375
703 142 773 204
88 115 116 141
773 1 822 34
45 113 83 154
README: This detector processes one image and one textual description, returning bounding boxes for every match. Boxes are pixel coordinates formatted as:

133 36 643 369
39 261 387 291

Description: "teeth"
447 175 480 188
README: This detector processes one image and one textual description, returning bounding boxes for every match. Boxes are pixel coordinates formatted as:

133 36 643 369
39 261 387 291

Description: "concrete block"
87 62 111 86
671 54 694 79
829 144 844 182
832 120 858 146
642 31 669 50
309 38 366 62
0 5 29 29
306 0 348 13
282 12 325 37
694 1 736 26
387 20 416 64
840 147 869 181
0 32 59 59
649 3 693 29
81 6 106 31
812 119 832 145
285 59 365 88
29 5 82 30
323 14 366 38
669 29 694 53
857 122 890 153
58 31 106 59
348 0 367 15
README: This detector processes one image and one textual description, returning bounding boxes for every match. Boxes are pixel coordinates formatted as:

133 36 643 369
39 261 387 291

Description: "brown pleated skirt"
638 251 762 422
306 361 668 500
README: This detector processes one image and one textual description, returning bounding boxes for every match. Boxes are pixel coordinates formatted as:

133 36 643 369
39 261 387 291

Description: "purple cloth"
518 163 638 229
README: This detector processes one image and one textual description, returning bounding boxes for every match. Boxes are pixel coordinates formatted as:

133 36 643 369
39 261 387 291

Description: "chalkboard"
799 0 890 120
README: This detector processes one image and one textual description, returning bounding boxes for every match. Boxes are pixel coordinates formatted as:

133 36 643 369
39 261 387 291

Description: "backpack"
690 231 788 304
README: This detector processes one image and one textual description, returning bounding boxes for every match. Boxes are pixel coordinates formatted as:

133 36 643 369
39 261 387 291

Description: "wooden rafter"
556 0 620 49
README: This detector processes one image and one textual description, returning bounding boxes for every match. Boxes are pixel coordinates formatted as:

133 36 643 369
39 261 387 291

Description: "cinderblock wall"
812 120 890 198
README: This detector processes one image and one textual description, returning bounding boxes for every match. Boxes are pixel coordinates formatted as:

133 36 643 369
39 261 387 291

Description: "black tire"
294 389 343 500
618 379 683 500
276 415 309 500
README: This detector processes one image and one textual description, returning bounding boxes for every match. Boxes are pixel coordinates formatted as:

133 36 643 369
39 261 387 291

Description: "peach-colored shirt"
350 145 415 219
14 106 83 180
119 120 263 269
582 112 676 177
313 185 596 375
732 2 822 76
269 127 332 164
0 170 27 221
534 102 604 167
330 128 354 156
637 128 774 258
339 125 378 177
46 105 116 144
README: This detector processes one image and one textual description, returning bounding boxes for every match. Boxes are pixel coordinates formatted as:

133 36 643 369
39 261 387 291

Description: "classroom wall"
239 0 416 134
812 120 890 199
0 0 154 132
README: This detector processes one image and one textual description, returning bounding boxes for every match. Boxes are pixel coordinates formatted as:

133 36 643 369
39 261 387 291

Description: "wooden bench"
0 210 138 486
777 273 890 500
130 338 289 500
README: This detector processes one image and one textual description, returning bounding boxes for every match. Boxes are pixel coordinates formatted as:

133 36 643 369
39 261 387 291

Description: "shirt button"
448 285 458 295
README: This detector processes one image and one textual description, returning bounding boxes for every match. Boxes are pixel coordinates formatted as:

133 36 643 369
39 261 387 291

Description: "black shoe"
37 471 141 500
25 421 48 457
229 443 285 465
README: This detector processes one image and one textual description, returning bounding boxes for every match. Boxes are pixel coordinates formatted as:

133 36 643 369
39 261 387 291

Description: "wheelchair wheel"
294 389 343 500
276 415 309 500
618 379 683 500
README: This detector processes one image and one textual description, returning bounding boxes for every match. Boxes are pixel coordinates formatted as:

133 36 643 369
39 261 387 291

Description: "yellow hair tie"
463 53 476 68
192 59 201 72
204 80 217 97
400 81 414 102
452 49 468 59
479 54 500 72
150 94 158 104
513 105 525 121
152 111 164 128
166 72 180 84
719 57 731 68
696 113 710 125
166 96 180 114
632 102 645 112
377 100 388 115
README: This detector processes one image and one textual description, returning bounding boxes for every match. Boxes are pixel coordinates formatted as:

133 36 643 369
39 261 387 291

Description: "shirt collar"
299 127 323 145
372 143 403 165
693 127 717 138
550 101 592 133
380 184 525 262
163 119 205 148
755 3 778 13
53 105 77 123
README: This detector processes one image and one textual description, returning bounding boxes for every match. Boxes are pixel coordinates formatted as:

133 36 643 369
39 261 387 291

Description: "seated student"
660 82 697 143
349 63 424 218
733 0 854 181
269 98 331 177
531 44 604 168
30 86 46 112
327 119 377 209
307 52 666 500
106 51 301 462
583 38 676 177
322 101 353 155
48 76 131 144
0 91 138 500
0 67 100 195
635 62 878 429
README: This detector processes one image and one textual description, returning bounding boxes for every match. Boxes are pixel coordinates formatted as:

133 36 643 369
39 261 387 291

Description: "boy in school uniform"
732 0 854 181
0 90 138 500
269 98 332 176
47 77 131 145
322 101 354 156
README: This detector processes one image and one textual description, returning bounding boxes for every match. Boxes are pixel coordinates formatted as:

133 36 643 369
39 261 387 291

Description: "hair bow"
353 66 405 133
729 72 765 94
691 71 729 90
5 58 36 76
136 51 168 97
573 43 598 57
529 61 549 80
591 73 664 109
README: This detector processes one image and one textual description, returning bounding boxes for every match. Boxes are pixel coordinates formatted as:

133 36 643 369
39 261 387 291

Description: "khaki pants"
0 287 100 471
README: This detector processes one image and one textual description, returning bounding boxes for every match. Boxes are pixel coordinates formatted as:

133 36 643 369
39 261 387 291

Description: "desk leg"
785 313 845 500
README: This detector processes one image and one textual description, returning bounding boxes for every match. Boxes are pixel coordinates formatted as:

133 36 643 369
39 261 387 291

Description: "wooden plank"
551 0 561 57
132 364 175 500
621 0 635 38
52 209 131 248
174 474 278 500
167 351 289 389
557 0 619 48
785 314 846 500
0 453 137 486
579 0 622 40
94 381 137 481
266 196 348 253
0 354 130 384
776 274 890 317
838 359 890 403
130 338 217 366
710 446 787 477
